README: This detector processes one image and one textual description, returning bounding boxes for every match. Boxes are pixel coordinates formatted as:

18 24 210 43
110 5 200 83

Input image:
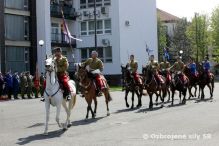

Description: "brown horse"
197 63 214 100
76 65 112 119
184 66 199 99
121 65 144 109
142 65 167 109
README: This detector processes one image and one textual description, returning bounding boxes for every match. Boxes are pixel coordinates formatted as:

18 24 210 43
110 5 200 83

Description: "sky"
157 0 219 20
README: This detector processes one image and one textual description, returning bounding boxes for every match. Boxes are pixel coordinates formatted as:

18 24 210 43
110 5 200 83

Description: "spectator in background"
13 71 20 99
26 71 33 99
20 72 27 99
4 71 13 99
0 72 4 98
33 74 40 98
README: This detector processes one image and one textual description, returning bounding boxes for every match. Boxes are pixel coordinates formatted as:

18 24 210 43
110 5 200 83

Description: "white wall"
119 0 158 73
72 0 157 75
36 0 52 73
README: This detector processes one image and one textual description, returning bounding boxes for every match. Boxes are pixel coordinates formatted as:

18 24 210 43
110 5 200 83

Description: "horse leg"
55 103 62 128
44 100 50 135
94 97 97 117
131 91 135 109
194 86 197 97
182 89 187 104
167 87 171 102
125 90 129 108
198 86 201 99
188 86 192 99
179 92 182 104
207 84 213 99
149 94 153 109
171 89 175 106
62 100 69 130
103 90 110 116
136 89 142 107
201 87 205 100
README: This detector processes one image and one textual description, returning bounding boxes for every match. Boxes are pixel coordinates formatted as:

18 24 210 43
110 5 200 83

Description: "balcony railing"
50 3 76 20
51 33 76 47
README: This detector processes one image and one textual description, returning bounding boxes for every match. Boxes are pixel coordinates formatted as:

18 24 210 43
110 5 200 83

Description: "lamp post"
179 50 183 60
38 40 44 72
93 0 97 50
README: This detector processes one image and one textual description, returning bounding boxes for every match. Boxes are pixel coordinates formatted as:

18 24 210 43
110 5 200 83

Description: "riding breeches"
95 74 107 90
133 72 142 84
58 74 71 92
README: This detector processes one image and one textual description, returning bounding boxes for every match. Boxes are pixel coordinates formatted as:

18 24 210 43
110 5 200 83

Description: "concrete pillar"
36 0 51 73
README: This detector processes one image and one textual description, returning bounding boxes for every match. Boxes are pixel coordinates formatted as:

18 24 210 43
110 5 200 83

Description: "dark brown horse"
170 71 189 105
197 63 214 100
159 69 172 101
121 65 144 109
76 65 112 119
142 65 167 109
184 66 199 99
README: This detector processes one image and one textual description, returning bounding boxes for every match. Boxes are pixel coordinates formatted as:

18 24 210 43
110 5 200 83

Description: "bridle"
44 60 60 97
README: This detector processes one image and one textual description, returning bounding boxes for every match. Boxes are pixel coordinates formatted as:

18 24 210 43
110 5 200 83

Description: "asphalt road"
0 84 219 146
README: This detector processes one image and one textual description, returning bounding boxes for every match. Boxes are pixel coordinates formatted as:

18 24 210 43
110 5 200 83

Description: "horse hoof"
67 124 71 128
131 106 134 109
63 127 68 131
155 103 158 106
107 113 110 116
126 104 129 108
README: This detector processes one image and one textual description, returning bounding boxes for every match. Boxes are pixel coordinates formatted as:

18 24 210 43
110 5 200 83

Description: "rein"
44 65 61 98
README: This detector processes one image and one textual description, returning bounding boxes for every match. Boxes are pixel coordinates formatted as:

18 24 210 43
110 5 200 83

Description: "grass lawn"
109 86 122 92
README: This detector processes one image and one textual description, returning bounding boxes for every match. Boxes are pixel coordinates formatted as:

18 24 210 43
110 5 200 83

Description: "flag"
163 47 170 60
146 44 154 56
61 10 82 43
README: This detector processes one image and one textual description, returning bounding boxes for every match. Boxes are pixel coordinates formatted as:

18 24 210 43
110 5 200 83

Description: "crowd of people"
0 71 45 100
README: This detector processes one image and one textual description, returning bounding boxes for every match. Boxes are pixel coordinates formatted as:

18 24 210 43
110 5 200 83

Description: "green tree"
186 13 209 62
211 6 219 63
157 17 167 61
173 18 191 60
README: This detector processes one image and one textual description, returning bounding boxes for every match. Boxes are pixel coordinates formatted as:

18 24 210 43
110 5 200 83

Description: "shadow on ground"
71 116 105 126
17 129 65 145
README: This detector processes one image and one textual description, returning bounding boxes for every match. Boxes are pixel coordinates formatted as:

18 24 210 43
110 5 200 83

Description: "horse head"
121 65 132 83
77 64 88 81
45 57 56 73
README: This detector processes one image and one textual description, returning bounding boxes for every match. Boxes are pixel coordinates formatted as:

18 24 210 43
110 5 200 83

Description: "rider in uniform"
188 57 198 78
148 55 164 84
170 56 187 84
54 47 72 100
127 55 142 85
202 55 212 80
159 56 171 82
82 51 106 96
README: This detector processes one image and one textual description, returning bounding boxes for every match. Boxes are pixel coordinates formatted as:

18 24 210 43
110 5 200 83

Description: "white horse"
43 57 77 135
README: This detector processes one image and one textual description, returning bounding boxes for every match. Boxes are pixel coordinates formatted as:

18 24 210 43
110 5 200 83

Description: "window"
88 21 95 35
104 46 112 62
80 47 112 63
4 0 29 10
80 0 86 9
5 14 29 41
6 46 30 73
88 0 94 8
104 0 111 6
80 22 87 35
104 19 111 34
51 23 60 42
80 19 111 36
80 0 111 9
97 20 103 34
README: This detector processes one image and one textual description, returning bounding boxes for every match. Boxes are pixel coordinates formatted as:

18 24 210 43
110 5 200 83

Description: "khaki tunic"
55 56 69 75
149 61 159 72
128 60 138 73
170 61 185 72
82 58 104 71
159 61 170 70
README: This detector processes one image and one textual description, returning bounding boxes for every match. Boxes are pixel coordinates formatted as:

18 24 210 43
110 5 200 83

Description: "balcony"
50 3 76 20
51 33 76 48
